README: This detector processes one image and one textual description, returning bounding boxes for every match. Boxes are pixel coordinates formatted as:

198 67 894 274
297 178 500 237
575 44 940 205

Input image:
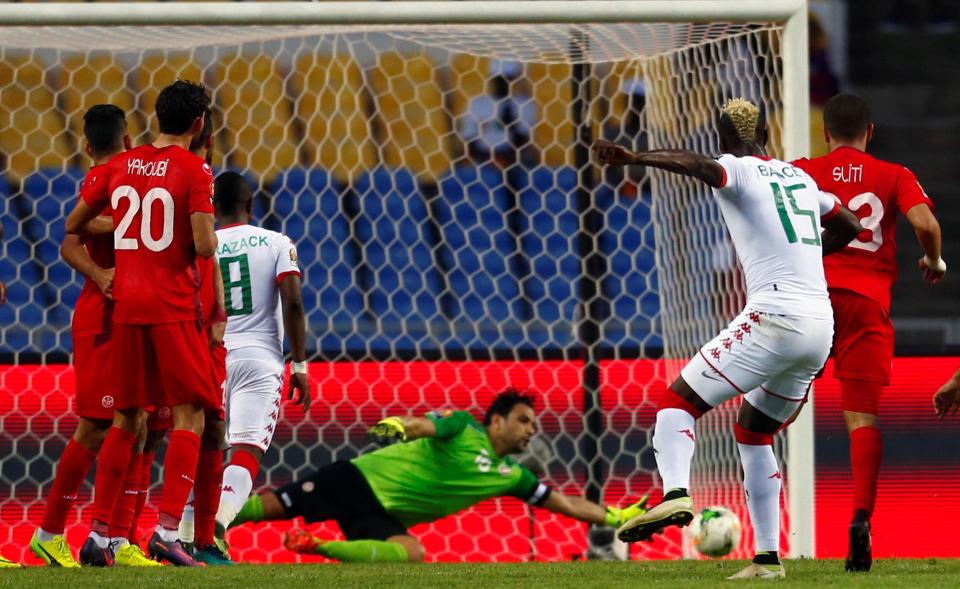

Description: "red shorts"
112 320 220 412
830 289 894 412
147 341 227 431
73 332 116 421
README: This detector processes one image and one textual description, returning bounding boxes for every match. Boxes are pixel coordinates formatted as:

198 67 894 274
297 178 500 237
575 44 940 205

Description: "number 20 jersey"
714 154 840 320
215 224 301 355
792 147 933 311
81 144 214 325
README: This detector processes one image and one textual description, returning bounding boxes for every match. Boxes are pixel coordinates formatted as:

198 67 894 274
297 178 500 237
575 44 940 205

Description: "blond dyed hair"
721 98 761 145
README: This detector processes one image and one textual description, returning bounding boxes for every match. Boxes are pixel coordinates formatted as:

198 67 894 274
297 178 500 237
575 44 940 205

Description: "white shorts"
225 349 283 453
680 307 833 423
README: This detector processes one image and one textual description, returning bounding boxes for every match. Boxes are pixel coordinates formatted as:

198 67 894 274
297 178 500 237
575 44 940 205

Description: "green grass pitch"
2 560 960 589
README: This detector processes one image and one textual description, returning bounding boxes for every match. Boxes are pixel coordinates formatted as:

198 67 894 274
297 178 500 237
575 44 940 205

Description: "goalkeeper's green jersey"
351 411 547 528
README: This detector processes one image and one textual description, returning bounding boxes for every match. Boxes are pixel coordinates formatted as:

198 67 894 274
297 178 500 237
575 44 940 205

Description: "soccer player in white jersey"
593 98 863 580
209 172 311 539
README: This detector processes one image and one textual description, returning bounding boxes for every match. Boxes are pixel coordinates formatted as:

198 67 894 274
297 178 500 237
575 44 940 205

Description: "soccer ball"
688 506 741 558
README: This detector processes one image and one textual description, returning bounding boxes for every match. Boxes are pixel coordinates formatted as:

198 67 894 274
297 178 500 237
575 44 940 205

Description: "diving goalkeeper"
230 390 647 562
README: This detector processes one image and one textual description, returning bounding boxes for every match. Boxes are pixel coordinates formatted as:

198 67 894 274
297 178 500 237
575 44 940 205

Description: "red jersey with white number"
81 144 215 325
793 147 933 310
72 165 115 337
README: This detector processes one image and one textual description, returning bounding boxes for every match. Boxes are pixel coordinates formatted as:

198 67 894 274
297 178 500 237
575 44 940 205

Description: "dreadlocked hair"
721 98 761 145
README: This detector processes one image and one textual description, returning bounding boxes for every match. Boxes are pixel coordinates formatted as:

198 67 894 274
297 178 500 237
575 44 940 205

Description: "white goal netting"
0 19 792 563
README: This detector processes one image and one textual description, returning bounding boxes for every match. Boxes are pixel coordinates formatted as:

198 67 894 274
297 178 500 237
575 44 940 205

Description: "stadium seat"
291 53 375 186
0 55 74 183
59 55 145 149
436 164 524 348
271 168 363 354
369 52 450 184
596 184 660 349
448 53 491 121
135 53 207 150
515 166 579 348
216 55 298 184
353 166 444 352
527 62 574 167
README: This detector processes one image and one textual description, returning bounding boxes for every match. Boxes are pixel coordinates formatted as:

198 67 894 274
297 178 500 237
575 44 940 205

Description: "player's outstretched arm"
540 492 648 527
934 367 960 419
61 234 114 299
190 212 217 258
279 273 310 412
592 139 725 188
906 204 946 284
820 206 863 256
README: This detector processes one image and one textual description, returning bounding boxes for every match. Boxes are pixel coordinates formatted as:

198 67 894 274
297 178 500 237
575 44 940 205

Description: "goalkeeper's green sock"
318 540 409 562
231 494 264 527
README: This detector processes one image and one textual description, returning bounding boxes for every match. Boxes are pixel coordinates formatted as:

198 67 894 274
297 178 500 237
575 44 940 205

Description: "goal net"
0 2 808 563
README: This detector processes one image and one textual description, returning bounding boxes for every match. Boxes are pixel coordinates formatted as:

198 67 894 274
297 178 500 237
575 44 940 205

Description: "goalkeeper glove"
604 495 649 527
368 417 407 444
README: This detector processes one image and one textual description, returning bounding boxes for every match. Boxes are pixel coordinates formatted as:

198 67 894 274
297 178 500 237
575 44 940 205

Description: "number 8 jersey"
81 144 214 325
215 223 301 356
714 154 840 319
792 147 933 311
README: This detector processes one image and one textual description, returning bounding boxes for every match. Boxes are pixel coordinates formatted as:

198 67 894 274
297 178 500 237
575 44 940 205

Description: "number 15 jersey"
792 147 933 311
215 224 301 356
81 144 214 325
714 154 840 319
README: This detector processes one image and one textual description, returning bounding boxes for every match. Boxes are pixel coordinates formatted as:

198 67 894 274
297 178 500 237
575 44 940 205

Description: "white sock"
88 531 111 549
738 443 781 554
653 408 697 492
153 526 179 543
37 528 57 542
216 464 254 529
179 488 195 543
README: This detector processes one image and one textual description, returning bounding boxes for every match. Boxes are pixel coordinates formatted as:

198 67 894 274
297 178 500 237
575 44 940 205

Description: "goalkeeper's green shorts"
275 460 408 541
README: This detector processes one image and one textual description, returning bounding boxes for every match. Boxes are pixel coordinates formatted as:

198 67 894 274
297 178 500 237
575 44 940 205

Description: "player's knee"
843 411 878 432
171 404 205 435
73 417 110 451
658 378 709 419
112 408 145 434
735 401 780 445
733 422 774 446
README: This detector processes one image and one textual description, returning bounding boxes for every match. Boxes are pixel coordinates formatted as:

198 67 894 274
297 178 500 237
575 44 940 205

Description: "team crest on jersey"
289 247 299 266
498 464 512 477
158 406 171 419
302 481 315 493
101 395 114 409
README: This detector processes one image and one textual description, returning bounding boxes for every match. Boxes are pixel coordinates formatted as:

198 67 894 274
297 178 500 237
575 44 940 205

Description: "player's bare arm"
191 212 218 259
820 206 863 256
65 199 106 236
61 234 114 300
84 215 114 236
934 367 960 419
906 203 945 284
592 139 725 188
279 273 310 412
209 261 227 348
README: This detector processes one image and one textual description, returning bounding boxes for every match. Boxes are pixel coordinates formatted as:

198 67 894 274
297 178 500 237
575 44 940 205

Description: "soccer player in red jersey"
792 93 945 572
65 80 219 567
30 105 162 568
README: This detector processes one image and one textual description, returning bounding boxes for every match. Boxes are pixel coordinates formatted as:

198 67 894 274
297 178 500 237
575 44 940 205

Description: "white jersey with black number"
215 224 301 356
714 154 840 319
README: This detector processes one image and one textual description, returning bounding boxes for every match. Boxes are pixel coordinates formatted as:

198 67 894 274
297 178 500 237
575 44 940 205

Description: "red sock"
91 427 137 536
157 430 200 530
850 425 882 516
41 438 97 535
193 448 223 547
110 450 143 538
129 451 154 544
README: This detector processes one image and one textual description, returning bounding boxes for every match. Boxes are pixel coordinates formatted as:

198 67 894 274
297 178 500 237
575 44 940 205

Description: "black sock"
852 509 870 524
662 488 689 501
753 551 781 566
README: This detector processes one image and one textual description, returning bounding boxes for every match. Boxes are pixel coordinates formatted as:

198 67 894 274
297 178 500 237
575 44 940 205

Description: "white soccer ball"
688 506 741 558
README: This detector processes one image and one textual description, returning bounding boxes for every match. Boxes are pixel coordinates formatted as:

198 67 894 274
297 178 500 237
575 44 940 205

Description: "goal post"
0 1 813 562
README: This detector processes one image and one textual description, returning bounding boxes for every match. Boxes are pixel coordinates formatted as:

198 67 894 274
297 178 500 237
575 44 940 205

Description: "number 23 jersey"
215 224 300 355
792 147 933 311
714 154 840 319
81 144 214 325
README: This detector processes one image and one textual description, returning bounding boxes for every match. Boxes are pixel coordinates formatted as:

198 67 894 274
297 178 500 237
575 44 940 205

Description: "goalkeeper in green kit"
230 390 647 562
